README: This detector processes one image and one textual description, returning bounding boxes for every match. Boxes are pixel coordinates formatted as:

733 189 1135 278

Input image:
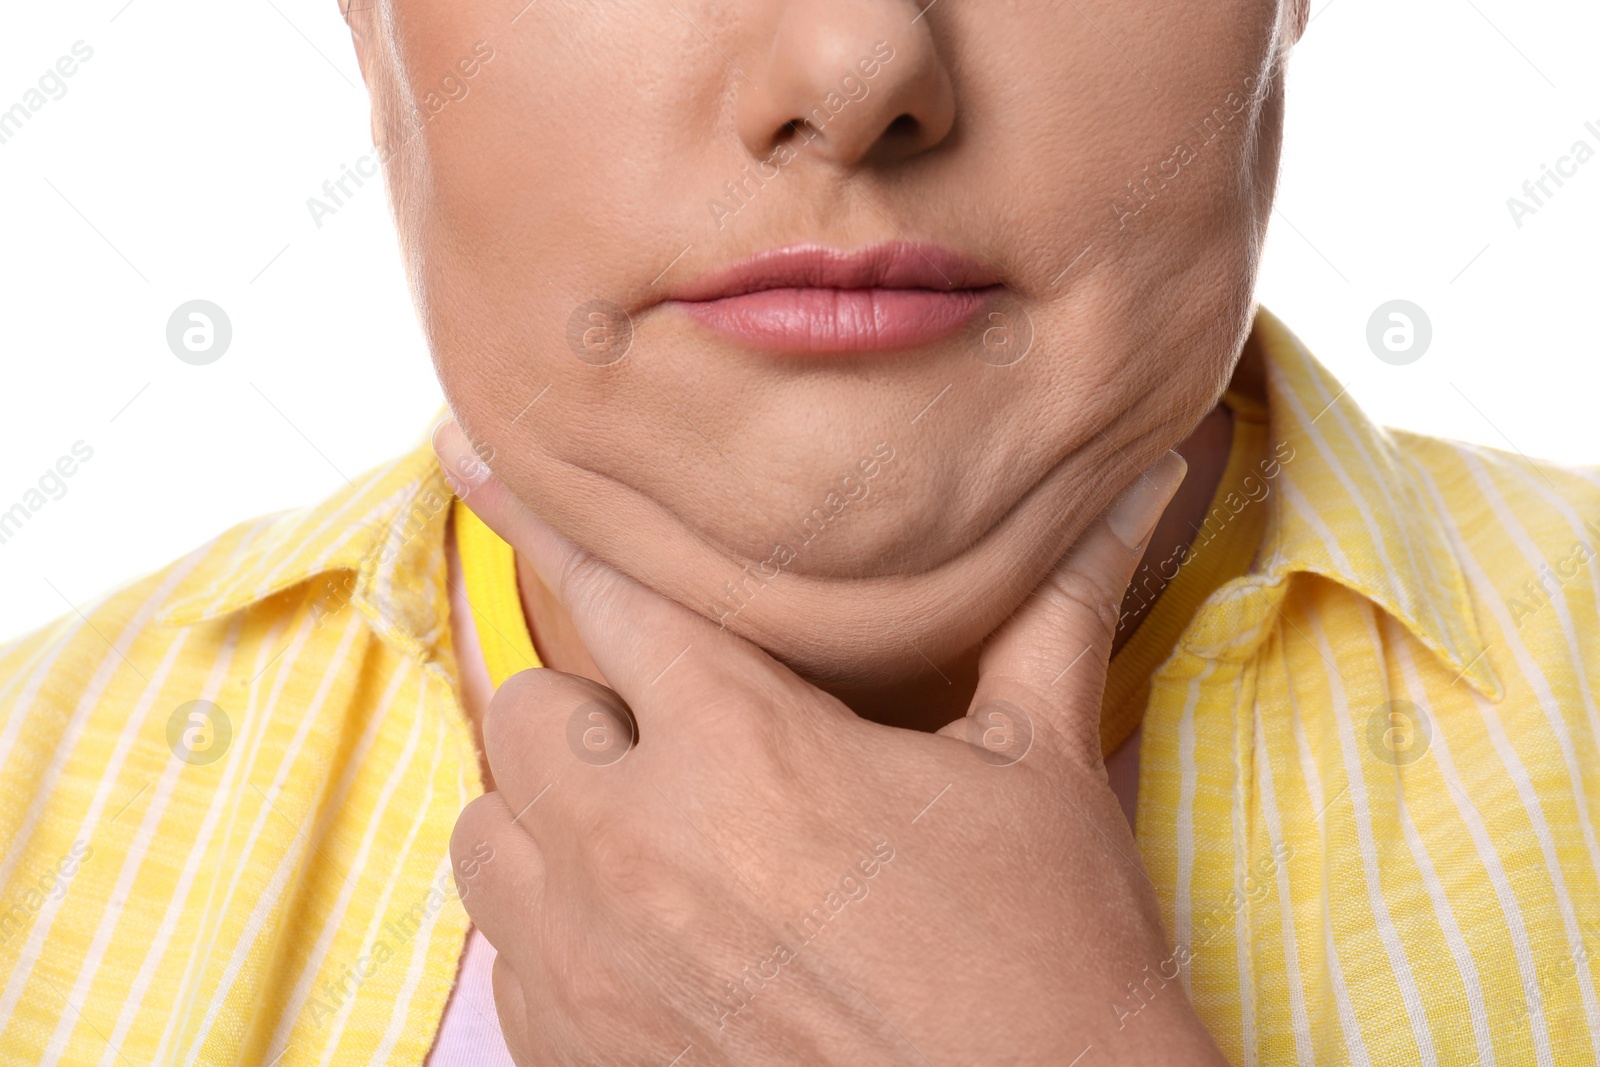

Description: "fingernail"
432 418 493 498
1105 450 1188 550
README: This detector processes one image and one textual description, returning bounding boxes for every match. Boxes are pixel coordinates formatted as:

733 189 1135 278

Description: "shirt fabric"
2 308 1599 1065
424 927 516 1067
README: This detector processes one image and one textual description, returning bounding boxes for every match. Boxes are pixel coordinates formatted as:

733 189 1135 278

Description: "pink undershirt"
426 927 517 1066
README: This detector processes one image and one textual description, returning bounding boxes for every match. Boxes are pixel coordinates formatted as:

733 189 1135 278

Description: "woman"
2 0 1598 1063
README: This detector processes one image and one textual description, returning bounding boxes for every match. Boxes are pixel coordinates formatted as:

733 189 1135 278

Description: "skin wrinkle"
350 0 1300 705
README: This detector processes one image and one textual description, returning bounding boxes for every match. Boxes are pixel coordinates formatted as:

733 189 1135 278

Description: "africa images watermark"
1505 512 1600 630
306 840 495 1028
1117 438 1297 634
310 478 453 629
1505 117 1600 230
0 440 95 548
1111 70 1273 230
709 840 897 1031
0 40 94 148
305 41 496 229
706 40 897 231
706 442 897 627
0 841 93 947
1110 841 1294 1032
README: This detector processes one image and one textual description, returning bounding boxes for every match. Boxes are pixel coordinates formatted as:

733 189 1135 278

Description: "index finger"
959 451 1187 768
434 418 790 712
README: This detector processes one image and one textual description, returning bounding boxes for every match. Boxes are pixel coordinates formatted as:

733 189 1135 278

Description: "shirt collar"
1251 307 1500 697
159 428 456 663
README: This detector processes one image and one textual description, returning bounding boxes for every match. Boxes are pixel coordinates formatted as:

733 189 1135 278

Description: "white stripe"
0 625 197 1035
362 674 471 1067
1388 621 1553 1067
1172 660 1216 994
366 851 459 1067
0 552 206 897
1293 367 1459 647
0 613 91 777
38 618 244 1066
1394 774 1495 1060
196 461 402 613
1467 683 1600 1059
159 512 283 619
1308 611 1439 1066
1411 455 1600 1060
179 616 368 1067
258 474 421 607
1320 908 1372 1067
1251 698 1316 1067
147 610 317 1067
317 709 449 1066
1231 675 1259 1067
370 478 442 628
1277 478 1356 577
1274 371 1420 627
0 611 82 708
1501 458 1600 645
104 611 296 1067
1464 448 1600 763
1353 610 1497 1066
0 592 120 772
264 661 421 1055
1279 638 1371 1067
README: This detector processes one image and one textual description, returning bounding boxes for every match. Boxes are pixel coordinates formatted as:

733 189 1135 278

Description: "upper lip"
666 242 1002 302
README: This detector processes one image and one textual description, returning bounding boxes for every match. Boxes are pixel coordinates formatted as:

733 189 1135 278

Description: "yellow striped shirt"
1 308 1597 1065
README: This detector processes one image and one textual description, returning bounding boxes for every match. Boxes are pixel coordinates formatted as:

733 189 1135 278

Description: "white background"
1 0 1597 642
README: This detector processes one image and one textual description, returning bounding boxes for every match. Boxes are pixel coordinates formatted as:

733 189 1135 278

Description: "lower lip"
673 287 994 353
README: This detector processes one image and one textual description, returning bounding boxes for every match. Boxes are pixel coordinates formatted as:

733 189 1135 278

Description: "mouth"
664 242 1003 354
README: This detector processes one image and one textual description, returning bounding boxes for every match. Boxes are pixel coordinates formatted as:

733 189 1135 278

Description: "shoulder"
1397 431 1600 581
1396 431 1600 670
0 437 455 826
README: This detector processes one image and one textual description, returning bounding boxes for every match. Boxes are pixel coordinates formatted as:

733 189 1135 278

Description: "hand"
436 421 1223 1066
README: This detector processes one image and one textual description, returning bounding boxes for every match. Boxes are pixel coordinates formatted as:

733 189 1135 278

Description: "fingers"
966 450 1187 769
492 954 536 1067
483 668 636 818
451 791 548 973
434 418 779 716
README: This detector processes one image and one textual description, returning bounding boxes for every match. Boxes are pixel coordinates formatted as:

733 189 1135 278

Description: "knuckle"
557 547 614 613
548 936 632 1029
451 795 505 869
696 689 797 776
482 678 531 759
1042 567 1120 632
581 811 680 910
494 666 548 707
482 669 572 760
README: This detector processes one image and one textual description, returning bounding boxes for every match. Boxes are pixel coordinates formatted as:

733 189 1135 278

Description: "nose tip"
737 5 956 170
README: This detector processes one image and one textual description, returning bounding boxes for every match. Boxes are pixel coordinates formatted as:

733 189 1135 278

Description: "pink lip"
666 242 1001 354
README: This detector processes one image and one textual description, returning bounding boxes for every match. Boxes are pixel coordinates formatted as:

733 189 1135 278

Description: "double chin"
512 441 1129 687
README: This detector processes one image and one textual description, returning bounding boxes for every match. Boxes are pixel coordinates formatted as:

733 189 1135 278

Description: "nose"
736 1 956 169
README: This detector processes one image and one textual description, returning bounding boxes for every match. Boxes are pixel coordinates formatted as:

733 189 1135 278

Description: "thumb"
951 450 1187 771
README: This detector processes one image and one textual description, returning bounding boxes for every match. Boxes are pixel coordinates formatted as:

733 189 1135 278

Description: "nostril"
777 118 822 148
883 114 921 141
